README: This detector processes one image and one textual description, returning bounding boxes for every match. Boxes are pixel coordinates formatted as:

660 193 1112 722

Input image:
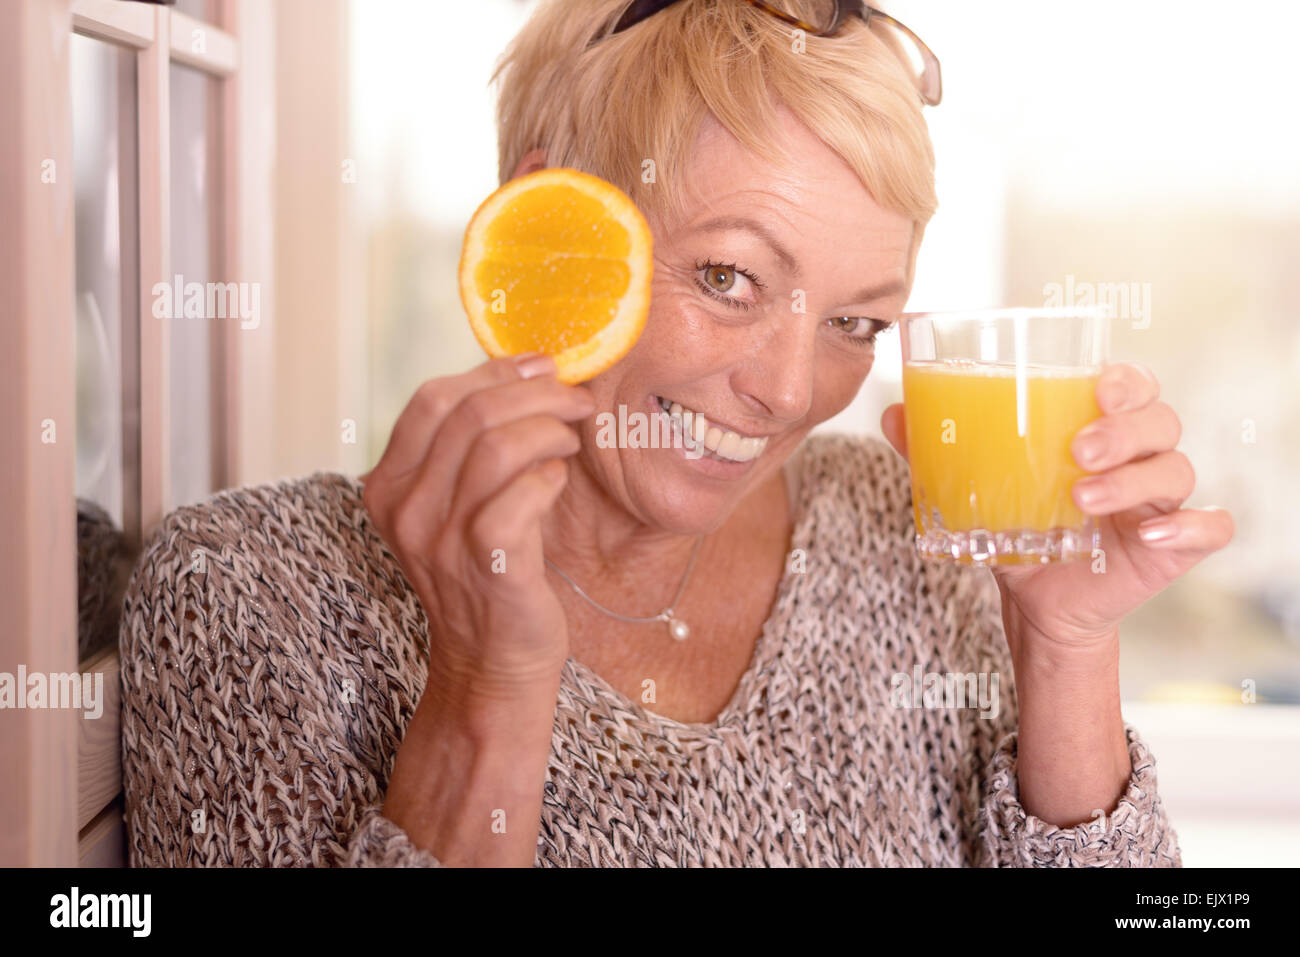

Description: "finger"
1136 506 1236 551
880 403 908 461
378 353 559 478
1095 361 1160 415
389 413 579 561
445 415 584 527
411 377 592 521
1071 401 1182 472
428 373 593 477
465 458 569 577
1072 449 1196 515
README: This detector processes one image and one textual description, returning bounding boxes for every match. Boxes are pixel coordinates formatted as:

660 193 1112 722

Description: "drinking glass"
898 307 1111 565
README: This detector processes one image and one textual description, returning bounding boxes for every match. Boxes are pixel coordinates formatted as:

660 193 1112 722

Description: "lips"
653 395 769 463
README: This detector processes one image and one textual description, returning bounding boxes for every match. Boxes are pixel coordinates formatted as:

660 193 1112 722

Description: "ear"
512 148 547 180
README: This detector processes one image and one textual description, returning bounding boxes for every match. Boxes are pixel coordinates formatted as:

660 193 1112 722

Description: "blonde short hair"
493 0 937 269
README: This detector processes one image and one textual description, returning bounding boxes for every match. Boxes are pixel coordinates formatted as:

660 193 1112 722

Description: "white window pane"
168 63 221 509
71 34 138 662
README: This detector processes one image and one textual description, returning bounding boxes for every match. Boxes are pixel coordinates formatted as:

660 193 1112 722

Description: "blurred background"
50 0 1300 864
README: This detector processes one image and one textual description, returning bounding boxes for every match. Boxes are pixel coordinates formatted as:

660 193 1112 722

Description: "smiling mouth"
653 395 770 463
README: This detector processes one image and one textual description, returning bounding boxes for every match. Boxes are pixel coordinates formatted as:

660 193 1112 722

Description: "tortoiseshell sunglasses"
600 0 941 106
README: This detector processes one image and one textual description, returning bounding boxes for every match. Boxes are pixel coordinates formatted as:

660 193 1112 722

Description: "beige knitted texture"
120 433 1181 867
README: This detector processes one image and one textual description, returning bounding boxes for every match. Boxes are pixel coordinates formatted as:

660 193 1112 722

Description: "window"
0 0 269 867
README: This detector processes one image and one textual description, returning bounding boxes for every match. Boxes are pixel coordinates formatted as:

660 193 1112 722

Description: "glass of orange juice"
899 307 1111 565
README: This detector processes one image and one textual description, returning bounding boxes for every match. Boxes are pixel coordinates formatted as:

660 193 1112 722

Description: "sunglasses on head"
600 0 941 106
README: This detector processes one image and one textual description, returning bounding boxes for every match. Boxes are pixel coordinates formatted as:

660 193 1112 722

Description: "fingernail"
1134 363 1159 387
1075 479 1106 509
515 353 556 379
1074 427 1107 467
1138 518 1178 543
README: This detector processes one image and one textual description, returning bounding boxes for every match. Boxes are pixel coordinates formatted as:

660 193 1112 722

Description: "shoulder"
121 470 430 705
119 472 427 866
128 471 370 576
123 471 420 638
122 471 425 666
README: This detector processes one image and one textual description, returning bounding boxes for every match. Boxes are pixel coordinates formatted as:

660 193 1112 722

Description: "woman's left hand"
882 362 1235 651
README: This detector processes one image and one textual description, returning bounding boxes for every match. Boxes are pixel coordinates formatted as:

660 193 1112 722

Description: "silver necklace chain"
544 536 705 641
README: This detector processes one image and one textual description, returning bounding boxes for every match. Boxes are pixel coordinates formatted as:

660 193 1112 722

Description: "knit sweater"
119 432 1181 867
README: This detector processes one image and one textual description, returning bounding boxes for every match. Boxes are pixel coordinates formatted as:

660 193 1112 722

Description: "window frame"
0 0 272 867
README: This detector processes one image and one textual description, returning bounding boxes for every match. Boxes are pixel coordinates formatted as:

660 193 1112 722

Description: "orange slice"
458 168 653 384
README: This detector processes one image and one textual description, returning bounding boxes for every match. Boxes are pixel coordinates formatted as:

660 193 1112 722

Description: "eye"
827 316 889 348
694 259 763 309
703 264 739 293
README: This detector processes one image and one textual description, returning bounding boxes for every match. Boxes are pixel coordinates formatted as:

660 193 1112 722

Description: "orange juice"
902 359 1101 563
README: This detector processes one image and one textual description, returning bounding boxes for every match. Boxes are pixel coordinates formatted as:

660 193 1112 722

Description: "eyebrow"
692 215 908 307
693 216 802 277
843 277 908 308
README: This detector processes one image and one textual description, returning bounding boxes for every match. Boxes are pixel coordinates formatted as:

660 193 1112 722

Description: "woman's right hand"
361 352 594 704
362 353 594 865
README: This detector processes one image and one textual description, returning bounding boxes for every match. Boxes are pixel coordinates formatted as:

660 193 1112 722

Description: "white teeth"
654 395 769 463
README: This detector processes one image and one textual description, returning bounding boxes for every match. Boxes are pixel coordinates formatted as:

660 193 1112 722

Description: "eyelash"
693 259 764 311
692 259 888 349
829 316 891 349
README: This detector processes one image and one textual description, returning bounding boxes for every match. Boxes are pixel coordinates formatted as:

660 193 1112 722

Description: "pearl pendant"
668 617 690 641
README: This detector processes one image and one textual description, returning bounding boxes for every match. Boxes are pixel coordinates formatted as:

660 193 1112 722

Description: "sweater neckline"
562 439 814 745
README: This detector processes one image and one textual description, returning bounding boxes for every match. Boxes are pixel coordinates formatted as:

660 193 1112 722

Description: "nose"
731 311 817 423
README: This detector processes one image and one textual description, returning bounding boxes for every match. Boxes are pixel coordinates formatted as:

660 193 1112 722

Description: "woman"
121 0 1232 867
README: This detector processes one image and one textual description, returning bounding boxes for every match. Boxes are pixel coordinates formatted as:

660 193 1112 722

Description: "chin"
622 443 778 535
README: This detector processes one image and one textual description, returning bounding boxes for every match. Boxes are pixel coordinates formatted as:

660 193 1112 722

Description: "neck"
540 453 704 585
